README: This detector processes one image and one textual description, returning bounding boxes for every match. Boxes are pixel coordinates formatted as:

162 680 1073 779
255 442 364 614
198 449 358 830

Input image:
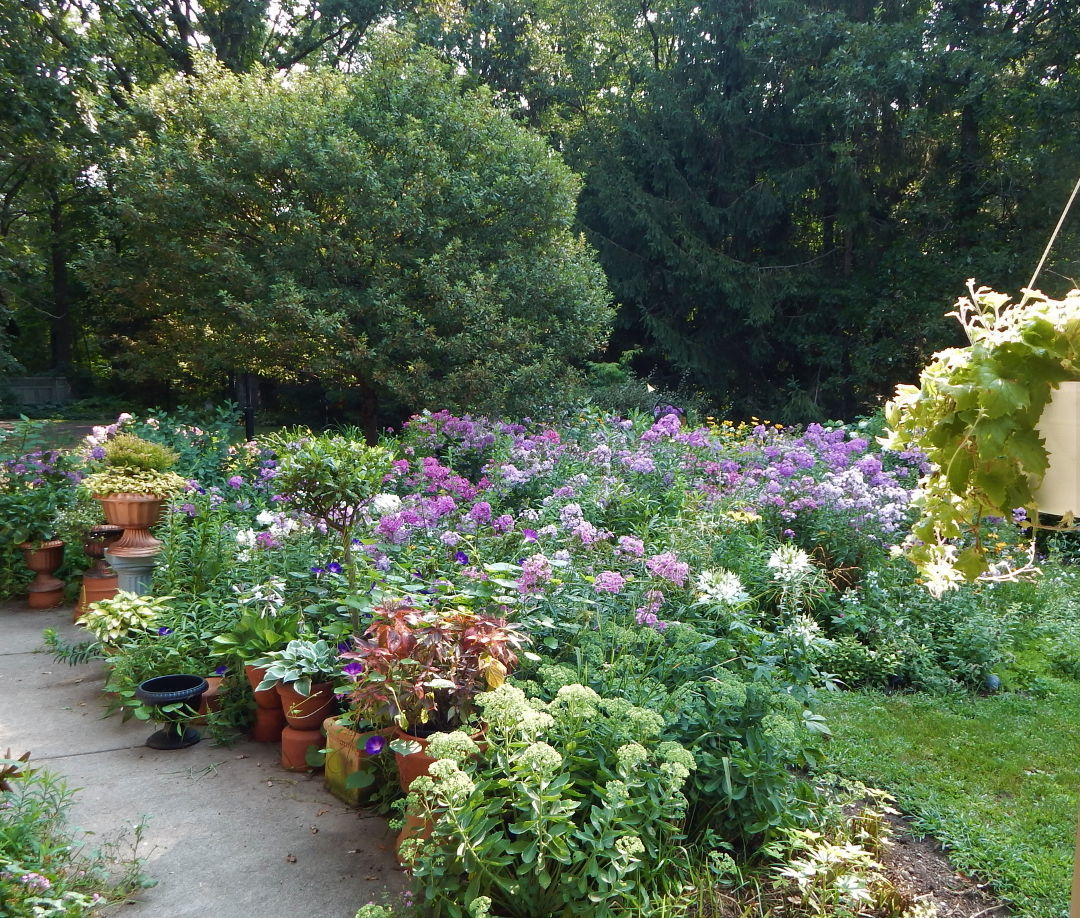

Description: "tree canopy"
83 36 613 425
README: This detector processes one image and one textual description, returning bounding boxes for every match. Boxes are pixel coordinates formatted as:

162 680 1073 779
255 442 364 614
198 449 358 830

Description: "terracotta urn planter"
94 494 166 556
19 540 65 609
277 681 335 730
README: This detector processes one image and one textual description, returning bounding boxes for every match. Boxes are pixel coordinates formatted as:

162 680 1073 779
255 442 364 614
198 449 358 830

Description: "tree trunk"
48 187 74 372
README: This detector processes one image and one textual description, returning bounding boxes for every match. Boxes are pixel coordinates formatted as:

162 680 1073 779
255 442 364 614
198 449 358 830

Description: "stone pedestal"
104 549 158 595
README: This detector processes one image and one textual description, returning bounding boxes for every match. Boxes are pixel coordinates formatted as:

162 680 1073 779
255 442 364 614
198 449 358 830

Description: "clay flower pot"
95 494 166 556
281 725 324 772
244 664 282 710
323 718 388 806
276 681 335 730
393 726 438 793
19 540 65 609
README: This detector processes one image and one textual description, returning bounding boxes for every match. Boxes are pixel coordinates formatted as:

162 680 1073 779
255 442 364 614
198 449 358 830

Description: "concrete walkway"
0 602 404 917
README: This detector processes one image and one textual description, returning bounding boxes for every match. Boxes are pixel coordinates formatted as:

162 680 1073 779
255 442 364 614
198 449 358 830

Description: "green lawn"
819 681 1080 918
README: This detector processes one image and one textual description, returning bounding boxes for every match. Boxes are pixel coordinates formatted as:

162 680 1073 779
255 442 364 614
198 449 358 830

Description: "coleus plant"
883 283 1080 593
341 598 529 733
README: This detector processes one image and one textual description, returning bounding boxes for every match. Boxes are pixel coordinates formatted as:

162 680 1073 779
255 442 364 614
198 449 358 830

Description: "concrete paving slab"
0 601 405 918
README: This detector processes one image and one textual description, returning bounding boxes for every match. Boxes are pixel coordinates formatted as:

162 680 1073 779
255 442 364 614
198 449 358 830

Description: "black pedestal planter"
134 674 209 750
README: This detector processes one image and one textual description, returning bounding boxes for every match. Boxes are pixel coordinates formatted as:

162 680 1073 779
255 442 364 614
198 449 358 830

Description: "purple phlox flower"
645 551 689 587
1012 507 1028 523
185 480 204 494
342 661 364 679
594 571 626 594
454 550 470 564
89 446 106 460
522 528 538 542
364 734 386 755
227 475 244 488
492 513 514 534
179 502 198 517
617 535 645 557
254 531 279 549
468 501 493 524
157 627 173 636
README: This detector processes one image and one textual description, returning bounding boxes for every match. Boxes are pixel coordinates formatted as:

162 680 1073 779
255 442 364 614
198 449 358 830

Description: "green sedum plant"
402 683 694 918
883 284 1080 593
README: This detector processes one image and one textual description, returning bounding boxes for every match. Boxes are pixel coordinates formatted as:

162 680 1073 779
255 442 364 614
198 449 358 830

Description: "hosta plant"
79 591 175 646
251 638 338 697
883 284 1080 593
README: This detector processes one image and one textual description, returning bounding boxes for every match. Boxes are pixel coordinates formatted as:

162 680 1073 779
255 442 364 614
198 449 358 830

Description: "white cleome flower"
695 568 749 605
767 544 815 583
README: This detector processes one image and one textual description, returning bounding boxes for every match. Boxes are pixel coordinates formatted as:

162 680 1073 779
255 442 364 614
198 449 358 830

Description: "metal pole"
1072 808 1079 918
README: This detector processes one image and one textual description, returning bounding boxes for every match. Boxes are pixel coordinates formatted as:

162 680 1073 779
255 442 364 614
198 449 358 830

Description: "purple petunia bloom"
326 561 343 574
342 662 364 678
364 735 386 756
157 627 173 636
522 528 538 542
214 664 227 676
454 550 470 564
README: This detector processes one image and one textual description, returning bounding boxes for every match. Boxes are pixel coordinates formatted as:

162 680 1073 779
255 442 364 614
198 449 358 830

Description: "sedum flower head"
656 741 696 772
427 730 480 763
427 758 475 804
550 684 601 718
477 683 532 732
517 741 562 774
468 897 493 918
615 742 649 770
615 835 646 859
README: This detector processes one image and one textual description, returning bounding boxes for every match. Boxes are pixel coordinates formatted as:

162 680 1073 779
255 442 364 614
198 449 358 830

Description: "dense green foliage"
820 566 1080 918
5 0 1080 423
82 39 612 423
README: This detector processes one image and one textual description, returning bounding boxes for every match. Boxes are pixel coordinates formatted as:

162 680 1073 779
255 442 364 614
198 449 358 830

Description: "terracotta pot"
250 705 286 742
74 573 119 620
393 724 485 792
280 725 324 772
19 540 65 609
83 524 123 576
244 665 282 710
395 804 434 866
393 727 437 793
94 494 165 556
195 676 224 723
323 718 388 806
277 681 335 730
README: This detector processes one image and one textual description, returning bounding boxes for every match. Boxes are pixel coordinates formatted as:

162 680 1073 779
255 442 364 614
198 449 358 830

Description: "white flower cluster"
426 730 480 763
767 544 816 584
695 568 749 606
516 741 562 774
